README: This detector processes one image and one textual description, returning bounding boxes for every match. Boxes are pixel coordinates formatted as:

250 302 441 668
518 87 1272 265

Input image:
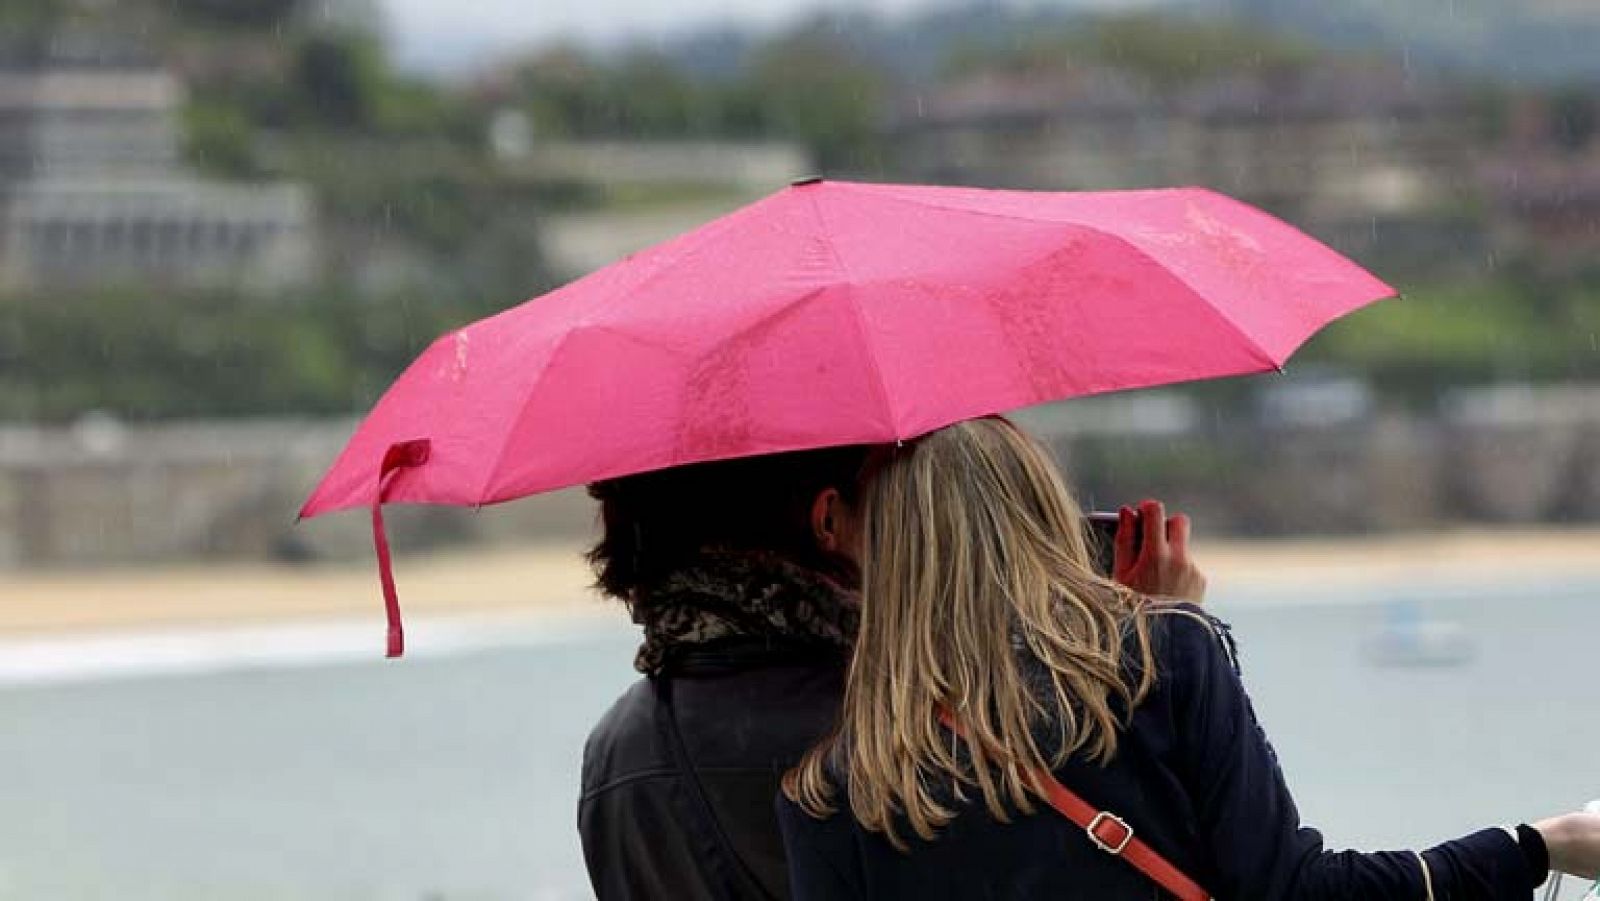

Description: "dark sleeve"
776 794 864 901
1167 611 1541 900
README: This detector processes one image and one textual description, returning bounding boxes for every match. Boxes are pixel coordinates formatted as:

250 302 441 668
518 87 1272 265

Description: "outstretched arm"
1168 612 1548 900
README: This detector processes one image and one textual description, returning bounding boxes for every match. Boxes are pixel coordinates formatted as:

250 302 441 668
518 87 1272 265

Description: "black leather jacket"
579 640 846 900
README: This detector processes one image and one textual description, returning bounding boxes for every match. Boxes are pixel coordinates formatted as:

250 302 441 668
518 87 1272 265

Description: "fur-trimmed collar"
632 550 858 674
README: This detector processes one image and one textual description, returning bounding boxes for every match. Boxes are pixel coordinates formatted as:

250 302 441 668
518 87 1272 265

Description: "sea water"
2 576 1597 900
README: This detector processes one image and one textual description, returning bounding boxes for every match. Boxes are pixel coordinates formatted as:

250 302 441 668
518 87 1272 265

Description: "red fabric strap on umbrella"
372 439 430 658
939 709 1210 901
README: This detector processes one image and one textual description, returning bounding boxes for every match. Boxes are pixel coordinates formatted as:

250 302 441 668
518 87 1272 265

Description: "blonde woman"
779 417 1600 899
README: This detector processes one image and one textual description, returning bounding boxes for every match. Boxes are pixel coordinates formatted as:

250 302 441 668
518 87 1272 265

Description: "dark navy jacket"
777 609 1544 900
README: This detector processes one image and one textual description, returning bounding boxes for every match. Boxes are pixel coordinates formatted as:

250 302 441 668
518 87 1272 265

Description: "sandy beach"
4 528 1599 638
0 544 599 637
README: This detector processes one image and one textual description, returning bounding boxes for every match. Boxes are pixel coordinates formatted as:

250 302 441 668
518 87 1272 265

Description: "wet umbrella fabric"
299 180 1395 655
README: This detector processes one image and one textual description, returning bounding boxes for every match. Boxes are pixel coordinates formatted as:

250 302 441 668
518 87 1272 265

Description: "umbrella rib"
804 189 903 437
472 326 582 505
468 315 706 502
578 195 772 326
833 182 1183 225
467 199 784 504
843 187 1288 370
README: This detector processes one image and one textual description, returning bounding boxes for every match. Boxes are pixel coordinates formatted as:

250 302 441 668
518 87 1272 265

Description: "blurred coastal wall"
4 383 1598 569
1037 384 1600 535
0 418 595 567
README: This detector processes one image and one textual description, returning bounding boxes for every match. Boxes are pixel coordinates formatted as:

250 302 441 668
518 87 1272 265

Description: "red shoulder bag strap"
938 710 1209 901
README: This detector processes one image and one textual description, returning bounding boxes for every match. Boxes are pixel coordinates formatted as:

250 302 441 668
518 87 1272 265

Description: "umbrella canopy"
300 180 1395 655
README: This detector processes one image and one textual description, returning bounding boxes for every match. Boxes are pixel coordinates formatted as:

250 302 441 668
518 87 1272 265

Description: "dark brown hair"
586 445 871 607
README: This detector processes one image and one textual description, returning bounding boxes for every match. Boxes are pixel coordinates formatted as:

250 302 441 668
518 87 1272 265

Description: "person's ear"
811 488 842 552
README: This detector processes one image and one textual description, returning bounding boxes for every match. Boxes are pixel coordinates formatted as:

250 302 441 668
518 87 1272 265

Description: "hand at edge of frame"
1537 811 1600 879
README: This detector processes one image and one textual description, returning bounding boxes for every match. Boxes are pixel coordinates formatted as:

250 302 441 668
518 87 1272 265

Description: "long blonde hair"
783 417 1159 848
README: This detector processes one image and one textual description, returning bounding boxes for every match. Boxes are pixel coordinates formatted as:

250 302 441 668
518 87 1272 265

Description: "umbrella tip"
790 175 824 187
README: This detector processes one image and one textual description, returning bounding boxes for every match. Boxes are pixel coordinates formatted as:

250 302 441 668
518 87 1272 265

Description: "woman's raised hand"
1112 499 1207 602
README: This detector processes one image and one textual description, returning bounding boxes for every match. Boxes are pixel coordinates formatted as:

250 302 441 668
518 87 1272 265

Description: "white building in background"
0 35 314 293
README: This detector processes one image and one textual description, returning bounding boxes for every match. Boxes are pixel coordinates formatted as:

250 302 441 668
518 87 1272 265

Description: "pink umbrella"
301 180 1394 656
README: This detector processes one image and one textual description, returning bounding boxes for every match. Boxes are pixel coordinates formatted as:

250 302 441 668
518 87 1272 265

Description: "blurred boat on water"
1366 599 1477 667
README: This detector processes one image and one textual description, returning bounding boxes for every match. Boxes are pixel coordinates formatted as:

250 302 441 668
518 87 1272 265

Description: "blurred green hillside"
1 1 1596 423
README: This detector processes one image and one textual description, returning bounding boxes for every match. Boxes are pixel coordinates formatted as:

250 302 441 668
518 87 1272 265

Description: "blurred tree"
1083 14 1314 85
1463 80 1515 143
510 35 891 171
293 32 386 130
0 0 61 29
165 0 300 29
0 282 525 420
516 47 713 139
372 77 480 140
183 100 261 177
745 31 888 172
601 52 714 137
1548 85 1599 152
945 13 1314 85
515 46 594 138
1300 273 1600 403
